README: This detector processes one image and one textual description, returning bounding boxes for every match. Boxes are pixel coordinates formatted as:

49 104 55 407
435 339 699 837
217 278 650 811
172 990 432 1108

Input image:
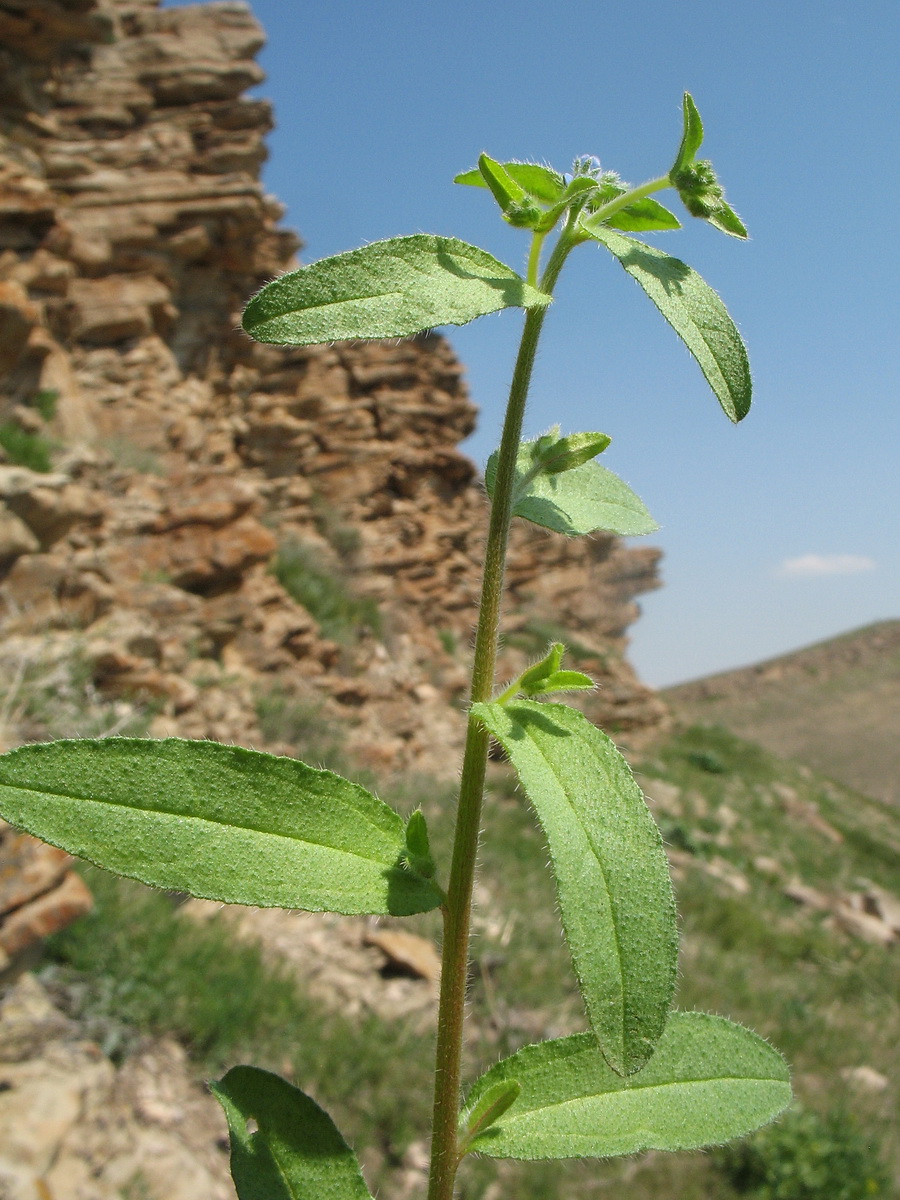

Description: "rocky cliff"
0 0 667 800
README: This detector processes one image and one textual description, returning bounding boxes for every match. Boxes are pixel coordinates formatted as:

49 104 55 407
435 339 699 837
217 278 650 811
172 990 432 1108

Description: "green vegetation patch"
0 422 54 472
254 688 346 767
714 1106 891 1200
25 389 59 422
41 869 435 1179
271 540 382 643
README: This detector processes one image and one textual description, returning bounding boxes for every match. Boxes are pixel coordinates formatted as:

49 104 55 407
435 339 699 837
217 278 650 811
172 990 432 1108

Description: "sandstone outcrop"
0 1 666 775
0 973 234 1200
0 823 92 968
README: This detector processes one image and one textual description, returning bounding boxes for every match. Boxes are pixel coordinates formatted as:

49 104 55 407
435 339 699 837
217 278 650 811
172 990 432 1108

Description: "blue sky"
168 0 899 686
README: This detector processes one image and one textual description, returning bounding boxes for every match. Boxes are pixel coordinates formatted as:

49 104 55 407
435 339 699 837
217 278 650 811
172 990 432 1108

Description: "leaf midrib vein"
0 779 394 867
511 1071 785 1120
517 718 628 1031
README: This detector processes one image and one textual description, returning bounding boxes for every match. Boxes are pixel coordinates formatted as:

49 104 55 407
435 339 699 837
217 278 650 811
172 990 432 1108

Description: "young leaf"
581 195 681 234
455 161 565 204
242 235 551 346
582 176 682 234
459 1079 522 1156
706 196 749 239
672 159 748 240
485 436 658 537
0 738 443 917
670 91 705 177
587 226 751 422
212 1066 374 1200
562 174 603 202
454 167 486 186
527 175 603 234
464 1011 792 1160
533 430 612 474
477 154 542 228
513 641 564 692
527 670 595 696
404 809 437 880
471 701 677 1075
478 154 528 205
504 643 594 701
606 197 682 233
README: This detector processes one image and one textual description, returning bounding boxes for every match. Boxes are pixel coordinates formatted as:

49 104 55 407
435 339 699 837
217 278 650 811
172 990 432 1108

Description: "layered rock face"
0 0 667 792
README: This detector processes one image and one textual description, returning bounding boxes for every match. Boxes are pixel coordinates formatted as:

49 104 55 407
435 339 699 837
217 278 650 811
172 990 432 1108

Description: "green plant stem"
427 233 573 1200
586 173 671 226
526 231 546 288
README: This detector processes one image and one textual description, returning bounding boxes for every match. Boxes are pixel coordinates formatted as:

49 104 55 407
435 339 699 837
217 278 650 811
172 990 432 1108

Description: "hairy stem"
586 173 671 226
427 234 573 1200
526 230 546 288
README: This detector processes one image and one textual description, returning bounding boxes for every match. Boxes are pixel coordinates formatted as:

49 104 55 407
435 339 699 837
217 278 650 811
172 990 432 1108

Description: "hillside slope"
664 621 900 806
15 722 900 1200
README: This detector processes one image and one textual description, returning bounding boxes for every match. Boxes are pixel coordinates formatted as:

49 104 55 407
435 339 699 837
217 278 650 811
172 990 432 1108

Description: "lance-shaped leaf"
582 187 681 234
403 808 437 879
587 226 751 421
0 738 442 916
580 194 681 234
485 435 657 537
455 161 565 204
606 197 682 233
670 91 705 177
472 701 677 1075
668 96 747 240
477 154 542 228
458 1079 522 1158
212 1066 373 1200
464 1011 792 1160
242 235 550 346
705 197 748 239
501 643 594 702
531 429 612 474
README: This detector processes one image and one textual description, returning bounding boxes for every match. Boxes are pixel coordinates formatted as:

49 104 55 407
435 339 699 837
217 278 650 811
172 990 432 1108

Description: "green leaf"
0 738 443 917
604 197 682 233
242 235 551 346
509 162 567 203
562 174 603 202
485 435 658 537
455 161 565 204
582 181 682 234
471 701 677 1075
670 91 705 177
587 226 751 422
508 643 594 700
477 154 543 229
454 167 485 187
518 642 567 689
530 670 595 696
465 1011 792 1160
459 1079 522 1155
533 429 612 474
478 154 528 205
707 197 749 239
672 159 749 240
404 809 437 880
212 1066 374 1200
